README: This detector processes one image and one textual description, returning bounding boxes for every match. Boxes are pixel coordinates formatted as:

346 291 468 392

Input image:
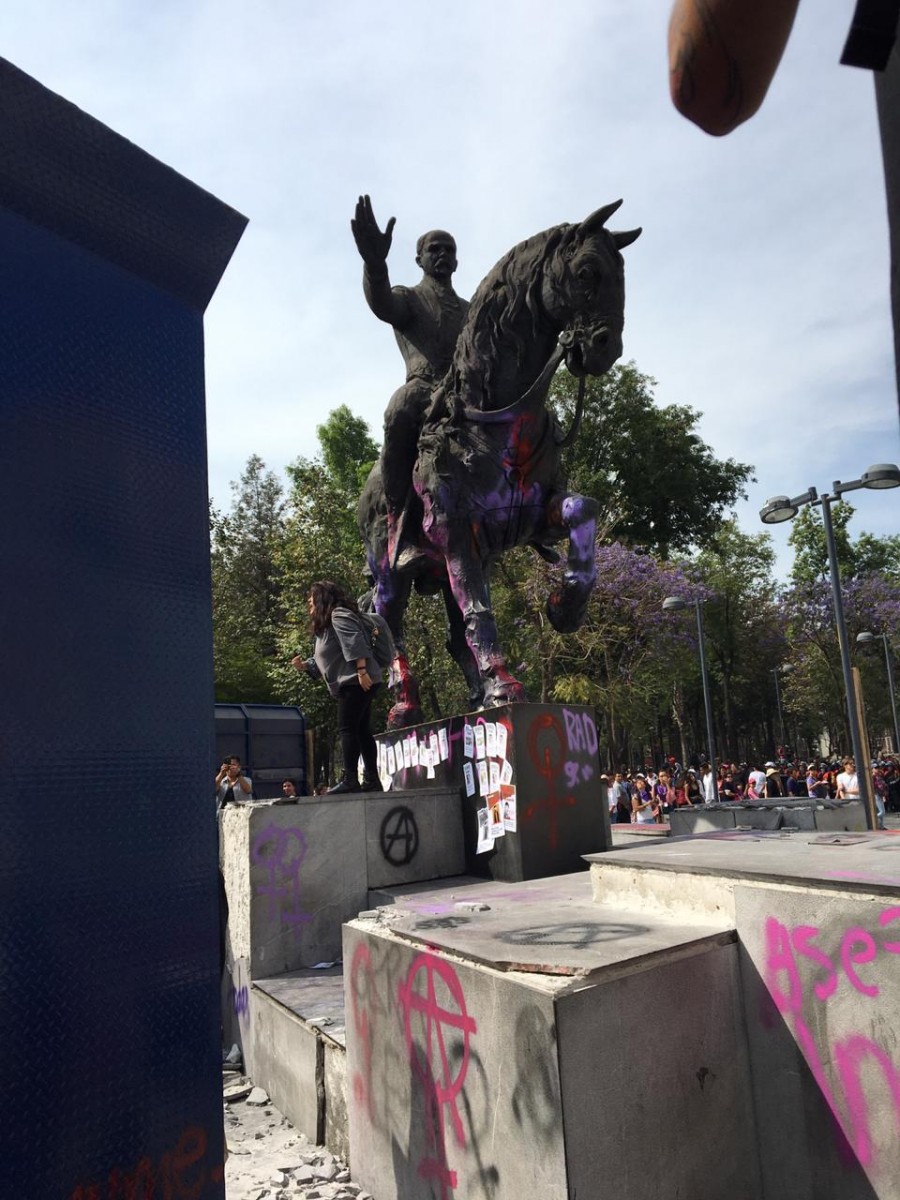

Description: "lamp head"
856 631 876 645
662 596 687 613
860 463 900 490
760 495 798 524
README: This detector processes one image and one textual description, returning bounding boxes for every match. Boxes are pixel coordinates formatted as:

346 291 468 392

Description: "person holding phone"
216 756 252 809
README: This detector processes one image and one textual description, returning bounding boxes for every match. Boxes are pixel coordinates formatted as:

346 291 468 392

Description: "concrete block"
734 807 784 831
377 703 611 881
343 918 569 1200
244 987 322 1144
323 1038 350 1165
780 807 817 831
364 789 465 890
812 801 866 832
734 883 900 1199
557 941 761 1200
222 955 251 1053
221 800 368 976
669 807 736 836
367 874 486 909
344 892 752 1200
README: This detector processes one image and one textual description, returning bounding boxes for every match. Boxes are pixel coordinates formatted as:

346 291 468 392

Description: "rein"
459 333 587 447
555 375 586 448
461 340 567 424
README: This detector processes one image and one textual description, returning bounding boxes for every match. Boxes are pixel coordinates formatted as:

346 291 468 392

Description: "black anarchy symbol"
380 805 419 866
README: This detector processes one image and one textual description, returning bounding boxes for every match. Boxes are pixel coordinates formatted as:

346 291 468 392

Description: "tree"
690 520 784 757
316 404 379 495
789 501 900 585
549 363 753 557
268 409 385 785
490 540 704 765
210 455 287 702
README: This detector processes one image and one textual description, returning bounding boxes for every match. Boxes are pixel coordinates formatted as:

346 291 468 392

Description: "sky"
5 0 899 575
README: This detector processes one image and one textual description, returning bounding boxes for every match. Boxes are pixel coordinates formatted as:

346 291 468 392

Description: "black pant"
337 682 380 784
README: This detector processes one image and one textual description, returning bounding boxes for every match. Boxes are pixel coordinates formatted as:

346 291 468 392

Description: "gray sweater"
306 608 383 697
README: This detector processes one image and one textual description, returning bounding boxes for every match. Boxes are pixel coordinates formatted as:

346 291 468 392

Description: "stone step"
245 966 349 1164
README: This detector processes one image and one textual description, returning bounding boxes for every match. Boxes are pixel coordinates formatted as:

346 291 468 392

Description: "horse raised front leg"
545 493 598 633
444 537 527 709
371 569 424 730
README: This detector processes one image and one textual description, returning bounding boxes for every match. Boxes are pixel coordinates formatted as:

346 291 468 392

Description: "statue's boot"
387 502 414 570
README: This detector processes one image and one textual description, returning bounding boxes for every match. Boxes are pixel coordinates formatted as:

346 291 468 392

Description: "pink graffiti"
398 951 477 1195
350 943 374 1116
524 713 576 849
764 913 900 1166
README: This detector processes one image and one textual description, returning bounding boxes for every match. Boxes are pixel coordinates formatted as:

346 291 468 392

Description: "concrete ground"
223 1066 369 1200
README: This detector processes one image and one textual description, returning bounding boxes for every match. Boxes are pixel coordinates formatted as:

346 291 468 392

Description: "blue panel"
0 207 225 1196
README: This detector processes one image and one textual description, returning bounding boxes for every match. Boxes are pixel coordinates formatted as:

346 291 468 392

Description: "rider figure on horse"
351 195 469 567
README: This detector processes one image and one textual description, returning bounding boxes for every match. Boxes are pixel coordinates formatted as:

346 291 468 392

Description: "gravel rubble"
223 1069 372 1200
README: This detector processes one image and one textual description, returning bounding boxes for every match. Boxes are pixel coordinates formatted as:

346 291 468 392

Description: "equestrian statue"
354 197 641 729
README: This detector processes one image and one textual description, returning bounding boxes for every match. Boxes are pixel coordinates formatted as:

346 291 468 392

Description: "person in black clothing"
292 581 385 794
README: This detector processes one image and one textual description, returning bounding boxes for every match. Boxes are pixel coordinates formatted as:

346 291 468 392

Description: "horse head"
543 200 641 378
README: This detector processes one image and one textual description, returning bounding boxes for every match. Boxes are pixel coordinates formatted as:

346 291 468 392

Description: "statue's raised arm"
352 195 408 327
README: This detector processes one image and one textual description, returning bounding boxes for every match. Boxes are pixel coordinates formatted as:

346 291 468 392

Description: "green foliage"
316 404 379 495
212 379 850 771
210 456 286 702
549 363 754 557
789 502 900 585
689 520 784 752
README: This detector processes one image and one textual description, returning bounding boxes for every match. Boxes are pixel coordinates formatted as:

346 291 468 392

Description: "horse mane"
445 222 576 410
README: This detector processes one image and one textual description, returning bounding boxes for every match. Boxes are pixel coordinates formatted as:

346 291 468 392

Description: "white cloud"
3 0 897 576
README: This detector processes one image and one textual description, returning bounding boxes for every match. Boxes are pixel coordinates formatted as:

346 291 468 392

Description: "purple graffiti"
562 708 598 755
251 824 311 934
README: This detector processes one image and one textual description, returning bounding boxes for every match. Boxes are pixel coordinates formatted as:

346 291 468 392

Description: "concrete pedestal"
375 702 610 880
343 876 757 1200
587 831 900 1198
220 789 464 976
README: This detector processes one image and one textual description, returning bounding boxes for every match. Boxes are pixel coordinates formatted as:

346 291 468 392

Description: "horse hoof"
483 677 528 707
547 585 589 633
387 702 425 731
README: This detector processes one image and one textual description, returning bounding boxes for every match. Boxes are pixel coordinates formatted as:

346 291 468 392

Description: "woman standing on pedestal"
291 581 385 794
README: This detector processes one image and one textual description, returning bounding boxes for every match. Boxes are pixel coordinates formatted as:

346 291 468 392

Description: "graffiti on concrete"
380 805 420 866
522 712 576 850
510 1005 562 1144
561 706 598 789
416 916 472 931
251 824 311 935
763 907 900 1168
350 942 375 1117
398 951 478 1196
499 921 647 949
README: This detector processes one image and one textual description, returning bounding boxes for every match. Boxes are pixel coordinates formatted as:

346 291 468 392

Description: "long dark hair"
308 581 358 636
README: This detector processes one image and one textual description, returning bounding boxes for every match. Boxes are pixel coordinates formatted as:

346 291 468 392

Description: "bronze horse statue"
358 201 640 728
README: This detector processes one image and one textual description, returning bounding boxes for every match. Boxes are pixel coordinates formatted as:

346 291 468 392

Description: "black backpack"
361 611 396 669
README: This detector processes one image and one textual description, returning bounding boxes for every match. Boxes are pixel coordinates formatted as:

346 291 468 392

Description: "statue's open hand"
352 195 396 267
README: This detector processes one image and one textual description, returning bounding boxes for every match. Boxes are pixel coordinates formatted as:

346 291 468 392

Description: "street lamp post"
663 595 718 802
759 463 900 831
771 666 786 758
857 630 900 754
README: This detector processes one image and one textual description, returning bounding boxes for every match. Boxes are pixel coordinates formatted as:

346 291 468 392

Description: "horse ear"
612 227 642 249
580 200 623 235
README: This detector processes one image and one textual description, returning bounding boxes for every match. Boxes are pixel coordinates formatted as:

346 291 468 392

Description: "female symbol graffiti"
523 712 577 849
398 952 478 1195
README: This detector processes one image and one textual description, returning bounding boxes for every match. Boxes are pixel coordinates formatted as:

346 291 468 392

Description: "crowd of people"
605 755 900 831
